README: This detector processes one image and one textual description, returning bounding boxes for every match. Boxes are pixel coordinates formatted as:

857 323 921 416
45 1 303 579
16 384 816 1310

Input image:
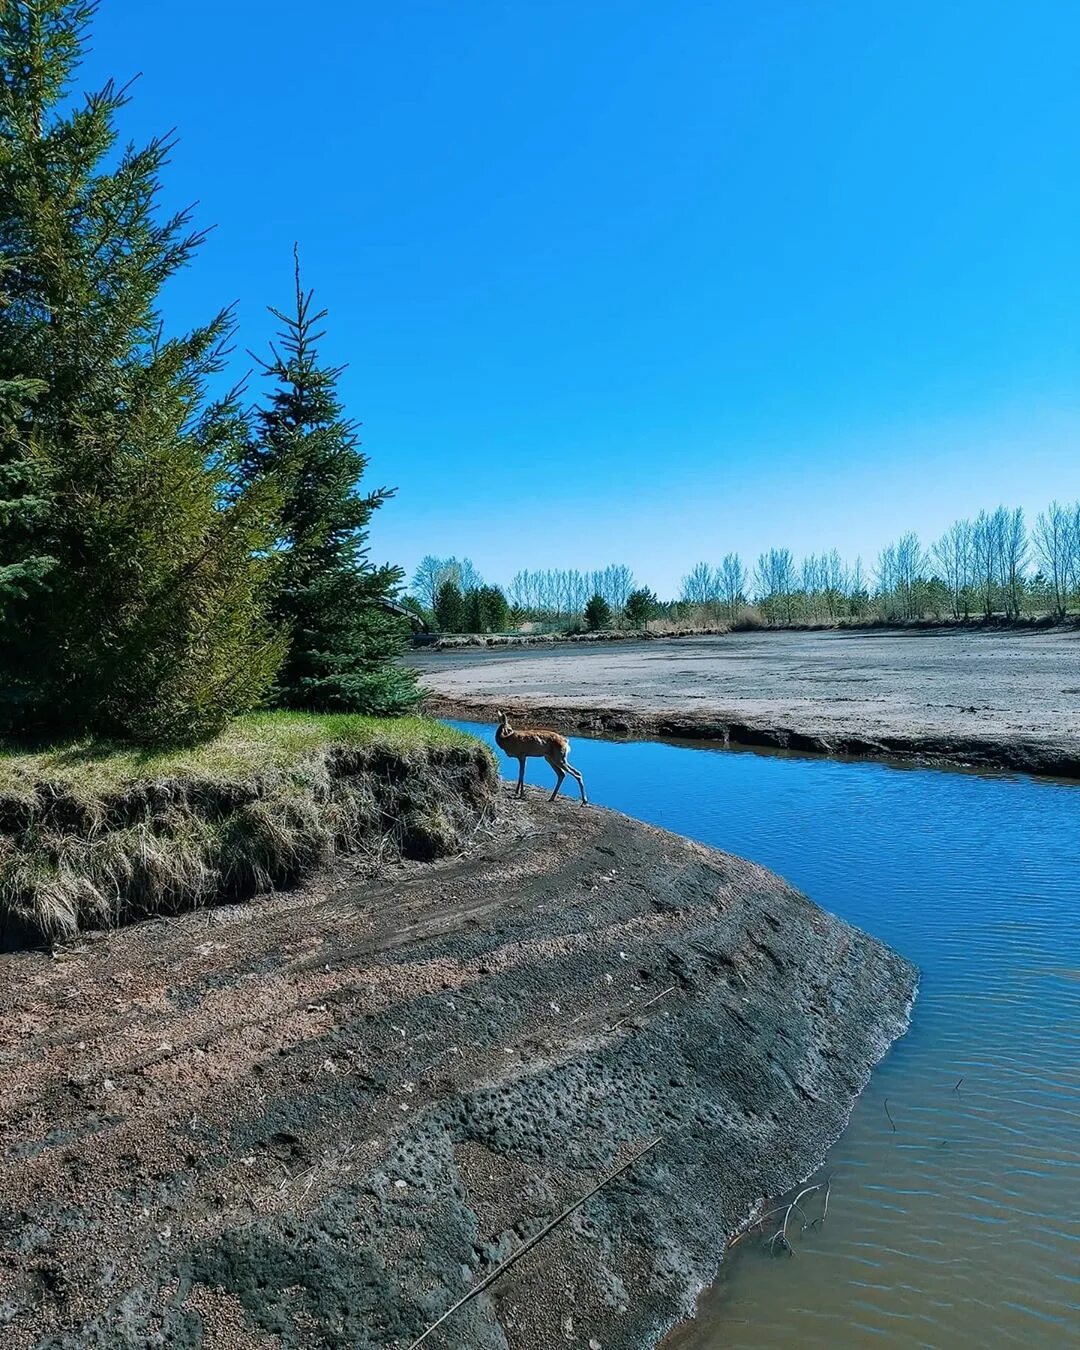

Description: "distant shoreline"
416 627 1080 779
416 613 1079 651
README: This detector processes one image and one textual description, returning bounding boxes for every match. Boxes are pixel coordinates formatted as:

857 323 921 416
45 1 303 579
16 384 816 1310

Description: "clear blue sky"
83 1 1080 596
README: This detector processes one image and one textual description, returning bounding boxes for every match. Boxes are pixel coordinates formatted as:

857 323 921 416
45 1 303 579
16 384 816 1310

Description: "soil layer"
0 795 914 1349
416 627 1080 776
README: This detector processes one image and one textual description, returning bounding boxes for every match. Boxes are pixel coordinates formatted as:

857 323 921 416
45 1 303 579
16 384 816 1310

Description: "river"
451 721 1080 1348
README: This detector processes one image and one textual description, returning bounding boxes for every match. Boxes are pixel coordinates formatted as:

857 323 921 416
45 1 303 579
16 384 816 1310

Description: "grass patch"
0 713 496 948
0 712 478 799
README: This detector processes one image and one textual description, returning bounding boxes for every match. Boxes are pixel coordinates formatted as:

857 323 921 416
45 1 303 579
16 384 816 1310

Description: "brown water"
455 723 1080 1348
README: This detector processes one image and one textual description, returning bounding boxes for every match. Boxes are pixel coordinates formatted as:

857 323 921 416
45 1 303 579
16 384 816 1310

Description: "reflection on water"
452 723 1080 1349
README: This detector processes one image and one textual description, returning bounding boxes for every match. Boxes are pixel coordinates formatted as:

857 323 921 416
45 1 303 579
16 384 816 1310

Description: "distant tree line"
409 557 648 633
413 500 1080 634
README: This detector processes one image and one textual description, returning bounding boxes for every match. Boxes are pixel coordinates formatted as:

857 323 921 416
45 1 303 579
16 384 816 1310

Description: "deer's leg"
564 761 588 805
515 757 526 798
547 754 566 801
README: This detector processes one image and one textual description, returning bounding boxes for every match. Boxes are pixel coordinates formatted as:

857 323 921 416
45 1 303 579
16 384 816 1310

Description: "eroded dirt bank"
416 627 1080 775
0 797 915 1349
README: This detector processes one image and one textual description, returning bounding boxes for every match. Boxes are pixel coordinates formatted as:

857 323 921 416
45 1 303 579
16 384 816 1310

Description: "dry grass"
0 713 495 948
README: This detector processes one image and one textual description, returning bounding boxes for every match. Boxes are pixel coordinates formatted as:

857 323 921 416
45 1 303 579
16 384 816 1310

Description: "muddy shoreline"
0 796 914 1349
415 628 1080 777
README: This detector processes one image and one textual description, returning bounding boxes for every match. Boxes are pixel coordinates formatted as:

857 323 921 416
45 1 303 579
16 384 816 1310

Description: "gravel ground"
0 794 914 1349
416 627 1080 775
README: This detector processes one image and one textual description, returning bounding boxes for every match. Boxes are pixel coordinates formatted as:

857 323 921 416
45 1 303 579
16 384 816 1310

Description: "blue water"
453 722 1080 1348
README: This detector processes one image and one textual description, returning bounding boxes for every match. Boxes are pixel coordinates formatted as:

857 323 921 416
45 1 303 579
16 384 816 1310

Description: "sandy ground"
416 627 1080 775
0 795 913 1350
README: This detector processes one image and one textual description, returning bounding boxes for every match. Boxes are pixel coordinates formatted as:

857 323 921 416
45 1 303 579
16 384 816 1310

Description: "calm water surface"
452 722 1080 1348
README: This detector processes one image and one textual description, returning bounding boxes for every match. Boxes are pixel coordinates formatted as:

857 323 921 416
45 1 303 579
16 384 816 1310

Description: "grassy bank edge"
0 711 478 799
0 713 496 948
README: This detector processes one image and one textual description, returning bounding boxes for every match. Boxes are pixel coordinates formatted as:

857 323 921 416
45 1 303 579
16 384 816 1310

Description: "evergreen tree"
243 253 418 715
624 587 657 627
0 372 53 605
0 1 281 743
434 580 464 633
463 587 483 634
460 584 508 633
584 593 612 630
481 585 510 632
0 370 55 724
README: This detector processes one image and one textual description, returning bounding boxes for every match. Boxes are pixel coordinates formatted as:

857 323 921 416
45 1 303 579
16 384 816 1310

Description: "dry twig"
606 984 677 1032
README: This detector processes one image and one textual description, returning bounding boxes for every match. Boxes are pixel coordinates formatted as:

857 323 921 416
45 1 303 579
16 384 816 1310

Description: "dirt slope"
0 796 915 1349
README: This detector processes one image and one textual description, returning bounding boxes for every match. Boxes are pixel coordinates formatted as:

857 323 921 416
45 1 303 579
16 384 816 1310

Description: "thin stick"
606 984 677 1032
954 1076 964 1092
406 1137 662 1349
808 1174 833 1230
884 1097 896 1132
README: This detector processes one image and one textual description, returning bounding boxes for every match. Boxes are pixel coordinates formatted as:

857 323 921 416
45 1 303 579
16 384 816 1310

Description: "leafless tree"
933 519 974 619
875 533 927 619
411 555 449 611
971 510 998 617
719 553 747 623
681 562 721 607
754 548 797 623
1032 502 1078 617
995 507 1027 619
589 564 635 611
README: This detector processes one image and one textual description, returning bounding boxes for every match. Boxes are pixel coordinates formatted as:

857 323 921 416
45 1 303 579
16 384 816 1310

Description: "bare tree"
719 553 747 623
681 562 720 607
971 510 998 617
1034 505 1071 616
933 520 974 619
411 556 479 611
996 507 1027 619
586 564 635 611
754 548 796 623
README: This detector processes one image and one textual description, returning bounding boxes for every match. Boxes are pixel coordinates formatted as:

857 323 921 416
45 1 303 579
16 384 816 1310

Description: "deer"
494 710 588 804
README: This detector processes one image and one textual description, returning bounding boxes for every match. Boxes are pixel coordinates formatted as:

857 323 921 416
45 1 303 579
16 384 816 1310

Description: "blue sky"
83 1 1080 596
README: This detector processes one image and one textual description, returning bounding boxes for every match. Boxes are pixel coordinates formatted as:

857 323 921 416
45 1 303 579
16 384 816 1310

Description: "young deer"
495 710 588 804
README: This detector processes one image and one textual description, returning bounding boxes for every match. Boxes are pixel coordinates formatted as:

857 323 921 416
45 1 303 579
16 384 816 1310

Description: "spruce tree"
0 1 281 743
0 373 52 603
464 584 509 633
624 587 657 627
434 580 465 634
0 370 54 725
584 593 612 630
244 254 419 715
